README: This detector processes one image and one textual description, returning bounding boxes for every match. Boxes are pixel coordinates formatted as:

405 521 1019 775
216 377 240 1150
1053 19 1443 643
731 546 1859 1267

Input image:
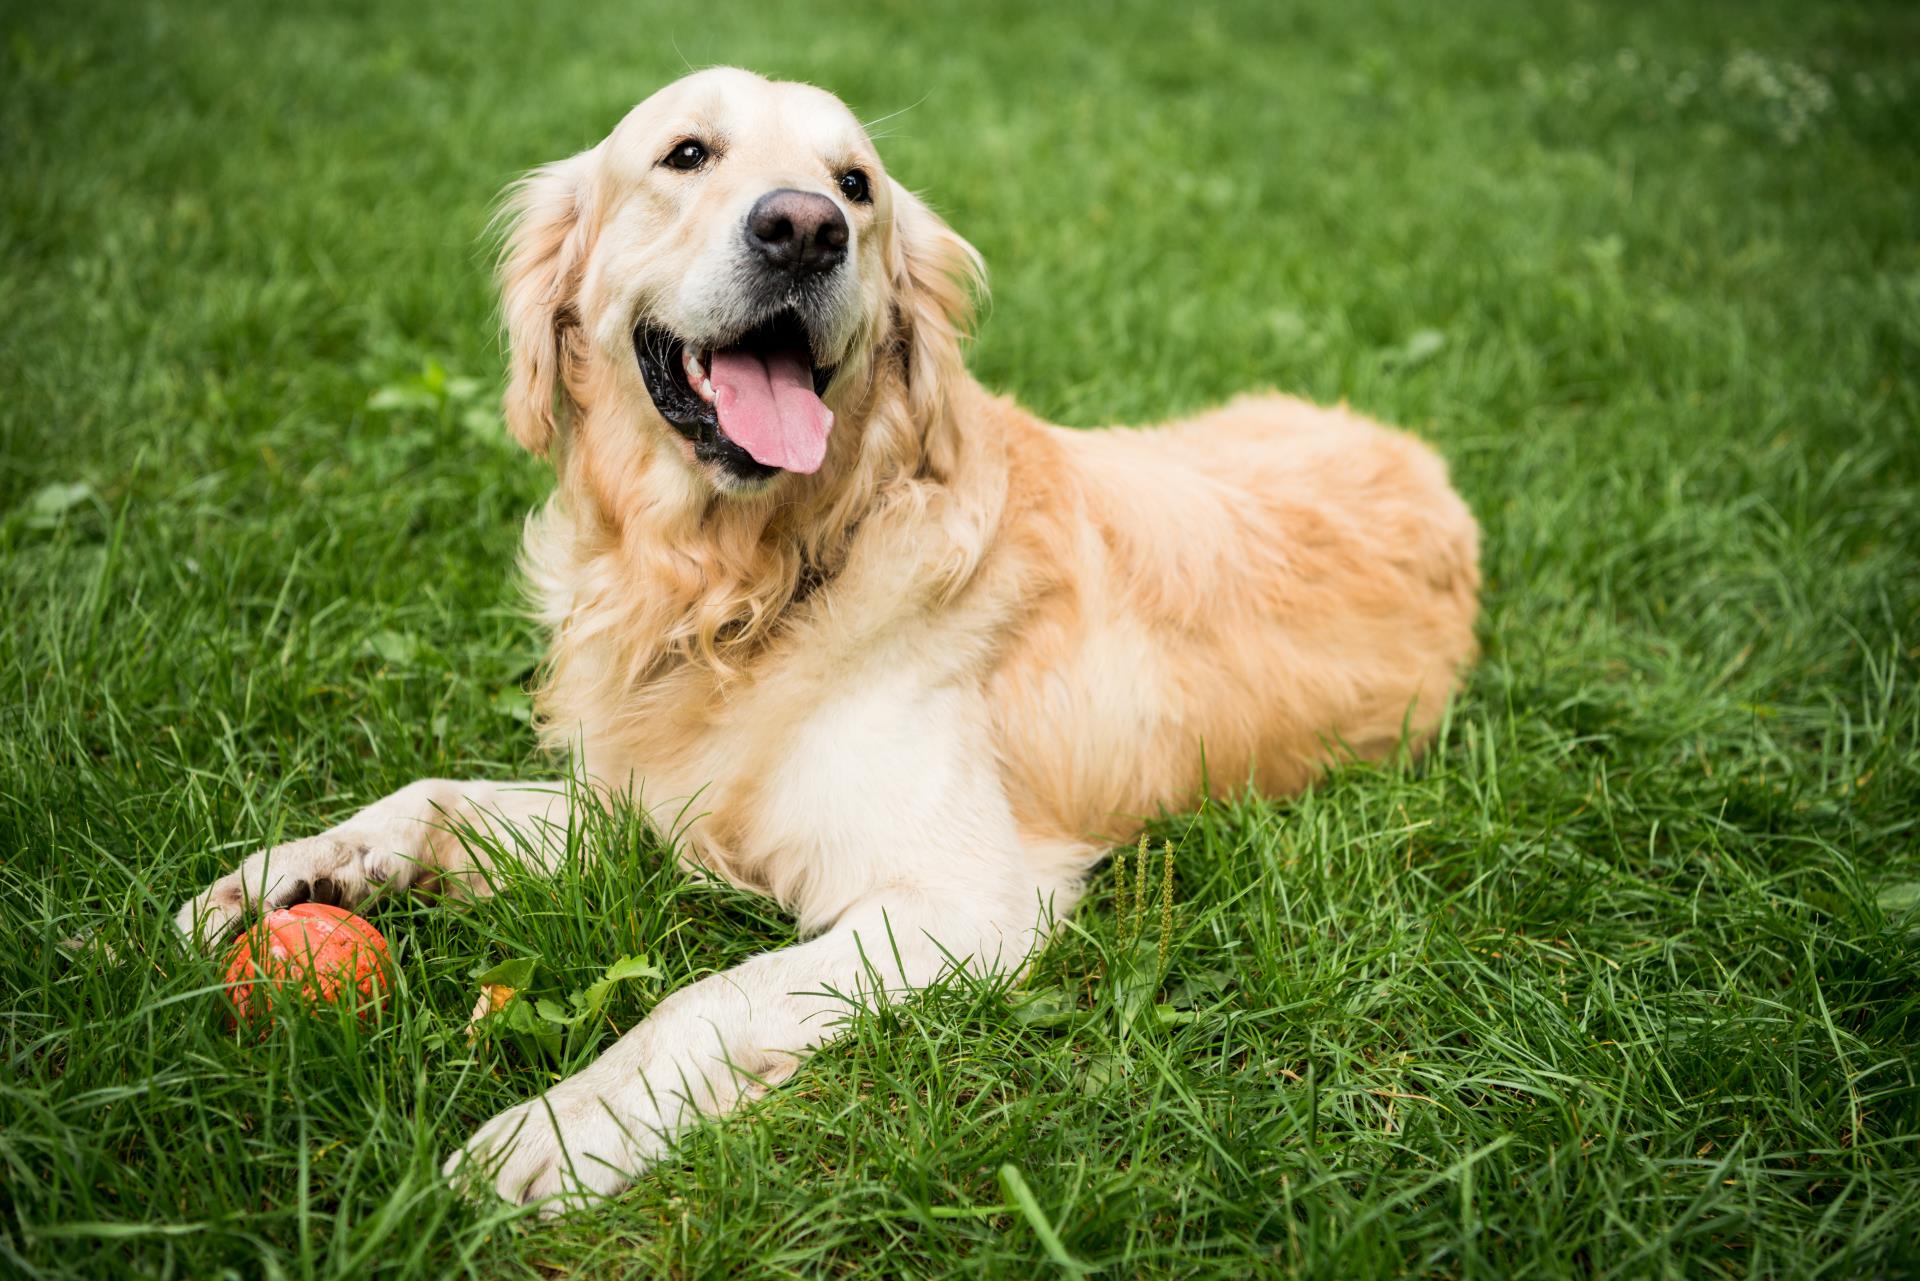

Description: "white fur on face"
580 68 891 370
664 186 867 360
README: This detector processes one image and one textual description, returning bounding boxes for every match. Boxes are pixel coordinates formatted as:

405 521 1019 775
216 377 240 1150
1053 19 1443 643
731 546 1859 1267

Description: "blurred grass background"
3 0 1918 1277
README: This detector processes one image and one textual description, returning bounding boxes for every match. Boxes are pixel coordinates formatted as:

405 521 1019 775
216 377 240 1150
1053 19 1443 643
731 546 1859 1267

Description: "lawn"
4 0 1919 1276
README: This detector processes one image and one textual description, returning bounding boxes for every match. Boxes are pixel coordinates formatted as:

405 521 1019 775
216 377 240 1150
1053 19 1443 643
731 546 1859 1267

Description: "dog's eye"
837 169 871 204
662 140 708 172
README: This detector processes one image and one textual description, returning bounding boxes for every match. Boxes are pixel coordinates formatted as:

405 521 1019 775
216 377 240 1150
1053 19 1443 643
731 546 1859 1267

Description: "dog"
175 67 1480 1213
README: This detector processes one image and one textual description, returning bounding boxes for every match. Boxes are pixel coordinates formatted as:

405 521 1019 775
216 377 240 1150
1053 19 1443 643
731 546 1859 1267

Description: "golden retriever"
176 67 1479 1213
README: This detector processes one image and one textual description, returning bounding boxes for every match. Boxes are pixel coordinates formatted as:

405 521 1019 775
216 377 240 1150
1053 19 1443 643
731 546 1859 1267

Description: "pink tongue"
709 345 833 474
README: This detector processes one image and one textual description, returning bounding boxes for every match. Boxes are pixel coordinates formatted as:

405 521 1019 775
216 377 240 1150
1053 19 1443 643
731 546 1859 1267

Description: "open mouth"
634 310 836 480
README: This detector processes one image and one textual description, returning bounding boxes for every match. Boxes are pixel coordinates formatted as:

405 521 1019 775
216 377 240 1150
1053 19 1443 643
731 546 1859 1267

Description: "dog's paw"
443 1084 648 1216
173 829 419 946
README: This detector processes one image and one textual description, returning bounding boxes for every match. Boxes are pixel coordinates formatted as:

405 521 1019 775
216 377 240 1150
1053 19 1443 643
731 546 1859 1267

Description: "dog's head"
499 68 982 498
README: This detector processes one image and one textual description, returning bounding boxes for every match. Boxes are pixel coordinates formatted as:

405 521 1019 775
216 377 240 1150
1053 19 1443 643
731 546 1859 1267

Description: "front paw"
443 1083 647 1215
173 829 415 946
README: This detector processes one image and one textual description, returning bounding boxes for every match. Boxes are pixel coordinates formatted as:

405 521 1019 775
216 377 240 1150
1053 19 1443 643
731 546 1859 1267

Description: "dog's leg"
443 882 1046 1213
173 779 582 945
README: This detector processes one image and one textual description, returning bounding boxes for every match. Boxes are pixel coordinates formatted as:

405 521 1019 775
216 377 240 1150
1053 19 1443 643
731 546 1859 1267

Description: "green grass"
4 0 1919 1276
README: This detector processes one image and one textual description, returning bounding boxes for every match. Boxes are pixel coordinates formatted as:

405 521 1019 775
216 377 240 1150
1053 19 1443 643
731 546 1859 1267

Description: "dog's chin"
634 310 838 494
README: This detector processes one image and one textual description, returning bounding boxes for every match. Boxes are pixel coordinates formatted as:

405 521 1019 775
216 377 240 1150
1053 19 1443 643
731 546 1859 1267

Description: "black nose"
744 189 848 277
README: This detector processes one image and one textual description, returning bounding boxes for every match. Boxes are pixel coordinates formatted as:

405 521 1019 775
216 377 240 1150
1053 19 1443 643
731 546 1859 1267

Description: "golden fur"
506 71 1480 914
179 67 1479 1212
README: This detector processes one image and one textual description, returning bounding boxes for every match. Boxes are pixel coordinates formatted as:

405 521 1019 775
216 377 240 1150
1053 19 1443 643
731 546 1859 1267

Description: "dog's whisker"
858 92 932 135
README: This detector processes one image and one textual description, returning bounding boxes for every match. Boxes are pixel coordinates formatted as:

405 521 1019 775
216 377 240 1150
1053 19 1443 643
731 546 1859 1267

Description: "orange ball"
223 903 391 1025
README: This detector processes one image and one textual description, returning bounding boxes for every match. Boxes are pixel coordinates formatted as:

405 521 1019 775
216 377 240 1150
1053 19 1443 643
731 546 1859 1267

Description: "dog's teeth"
680 349 719 404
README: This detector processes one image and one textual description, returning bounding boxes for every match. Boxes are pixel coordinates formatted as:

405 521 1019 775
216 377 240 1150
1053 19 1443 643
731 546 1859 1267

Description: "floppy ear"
497 150 599 456
887 180 986 424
